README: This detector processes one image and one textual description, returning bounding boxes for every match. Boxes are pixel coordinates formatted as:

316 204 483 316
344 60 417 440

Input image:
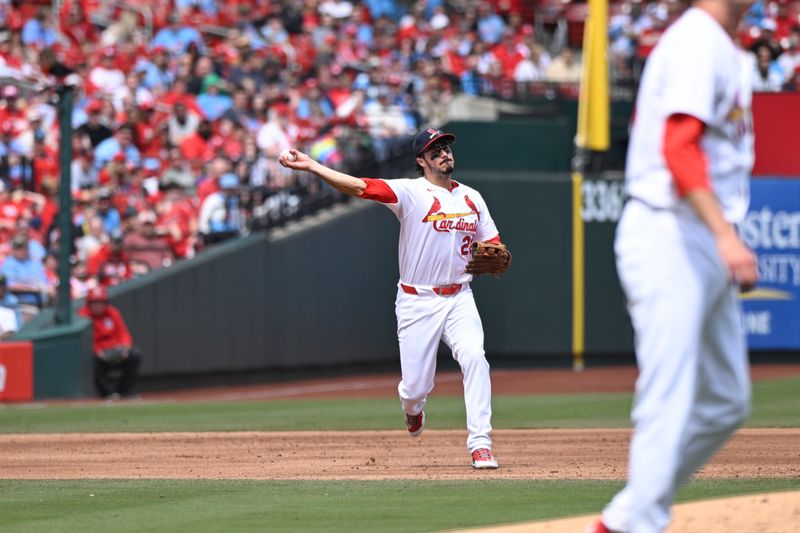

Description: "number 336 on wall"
582 180 625 223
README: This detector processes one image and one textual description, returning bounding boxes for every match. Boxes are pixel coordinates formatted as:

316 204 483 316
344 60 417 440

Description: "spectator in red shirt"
87 232 133 286
0 85 27 136
179 118 214 171
156 185 197 259
60 0 98 49
196 156 228 203
30 135 58 193
130 104 162 160
0 181 21 239
79 285 141 399
97 153 126 187
218 116 245 153
158 78 204 119
492 31 526 79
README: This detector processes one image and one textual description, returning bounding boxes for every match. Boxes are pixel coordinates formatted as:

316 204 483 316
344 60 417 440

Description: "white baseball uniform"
361 176 500 452
603 8 754 533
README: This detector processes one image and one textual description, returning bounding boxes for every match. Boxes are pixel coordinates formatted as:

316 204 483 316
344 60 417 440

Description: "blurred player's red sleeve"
360 178 398 203
663 114 711 197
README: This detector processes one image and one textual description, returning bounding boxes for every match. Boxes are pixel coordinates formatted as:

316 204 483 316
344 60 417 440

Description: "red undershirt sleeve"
662 113 712 198
485 235 502 244
360 178 398 203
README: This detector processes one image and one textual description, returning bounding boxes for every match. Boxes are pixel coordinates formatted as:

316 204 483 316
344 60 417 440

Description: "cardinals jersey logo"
726 105 744 122
422 196 480 233
727 92 751 140
464 195 481 220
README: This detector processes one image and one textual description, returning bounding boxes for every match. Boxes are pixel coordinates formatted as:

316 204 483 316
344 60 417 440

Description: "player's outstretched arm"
279 149 367 197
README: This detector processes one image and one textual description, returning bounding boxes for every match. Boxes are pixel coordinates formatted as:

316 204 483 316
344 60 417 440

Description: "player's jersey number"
460 236 473 255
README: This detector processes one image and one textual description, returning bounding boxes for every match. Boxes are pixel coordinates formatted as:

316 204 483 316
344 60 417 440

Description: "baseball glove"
465 241 512 276
98 346 130 364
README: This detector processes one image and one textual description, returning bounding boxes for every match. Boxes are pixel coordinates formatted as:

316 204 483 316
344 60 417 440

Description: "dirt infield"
4 365 799 481
450 491 800 533
1 428 798 480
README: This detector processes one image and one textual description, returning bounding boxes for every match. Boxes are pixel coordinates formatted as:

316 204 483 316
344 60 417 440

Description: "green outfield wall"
101 172 632 378
445 98 633 172
458 170 633 357
108 203 402 376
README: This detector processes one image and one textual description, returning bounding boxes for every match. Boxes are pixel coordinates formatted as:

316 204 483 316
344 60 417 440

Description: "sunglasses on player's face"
426 142 453 158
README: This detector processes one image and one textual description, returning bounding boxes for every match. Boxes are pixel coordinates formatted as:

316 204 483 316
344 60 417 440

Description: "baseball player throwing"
588 0 758 532
280 128 510 469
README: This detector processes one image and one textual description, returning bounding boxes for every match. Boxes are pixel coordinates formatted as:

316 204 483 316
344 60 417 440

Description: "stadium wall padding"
11 314 95 399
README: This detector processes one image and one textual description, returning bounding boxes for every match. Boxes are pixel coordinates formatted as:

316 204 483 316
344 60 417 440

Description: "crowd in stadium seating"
604 0 800 88
0 0 797 332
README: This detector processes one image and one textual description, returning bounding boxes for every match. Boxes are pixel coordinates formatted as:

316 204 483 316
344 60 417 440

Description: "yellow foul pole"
573 0 609 371
576 0 610 153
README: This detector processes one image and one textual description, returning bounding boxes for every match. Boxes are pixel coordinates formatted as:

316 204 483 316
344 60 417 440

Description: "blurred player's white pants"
603 200 751 533
395 284 493 452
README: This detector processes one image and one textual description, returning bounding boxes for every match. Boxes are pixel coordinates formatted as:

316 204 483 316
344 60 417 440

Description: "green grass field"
1 376 797 532
2 478 797 533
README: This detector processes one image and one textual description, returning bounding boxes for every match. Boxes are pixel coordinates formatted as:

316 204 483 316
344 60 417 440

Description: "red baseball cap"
87 286 109 303
86 100 103 113
271 102 290 115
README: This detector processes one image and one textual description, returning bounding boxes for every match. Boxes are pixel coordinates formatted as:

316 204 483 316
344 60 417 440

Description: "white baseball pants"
395 284 493 452
603 200 751 533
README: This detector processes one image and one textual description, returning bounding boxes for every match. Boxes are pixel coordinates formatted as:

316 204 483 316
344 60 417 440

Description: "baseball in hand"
280 149 296 162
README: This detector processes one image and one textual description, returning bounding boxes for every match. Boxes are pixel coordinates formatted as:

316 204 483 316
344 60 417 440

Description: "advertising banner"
740 179 800 349
751 94 800 177
0 341 33 402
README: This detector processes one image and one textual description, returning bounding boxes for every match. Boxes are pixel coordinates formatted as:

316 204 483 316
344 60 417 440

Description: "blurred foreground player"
588 0 758 531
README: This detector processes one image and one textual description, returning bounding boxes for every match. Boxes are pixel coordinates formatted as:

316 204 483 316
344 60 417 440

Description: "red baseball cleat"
405 411 425 437
582 520 616 533
470 448 499 469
